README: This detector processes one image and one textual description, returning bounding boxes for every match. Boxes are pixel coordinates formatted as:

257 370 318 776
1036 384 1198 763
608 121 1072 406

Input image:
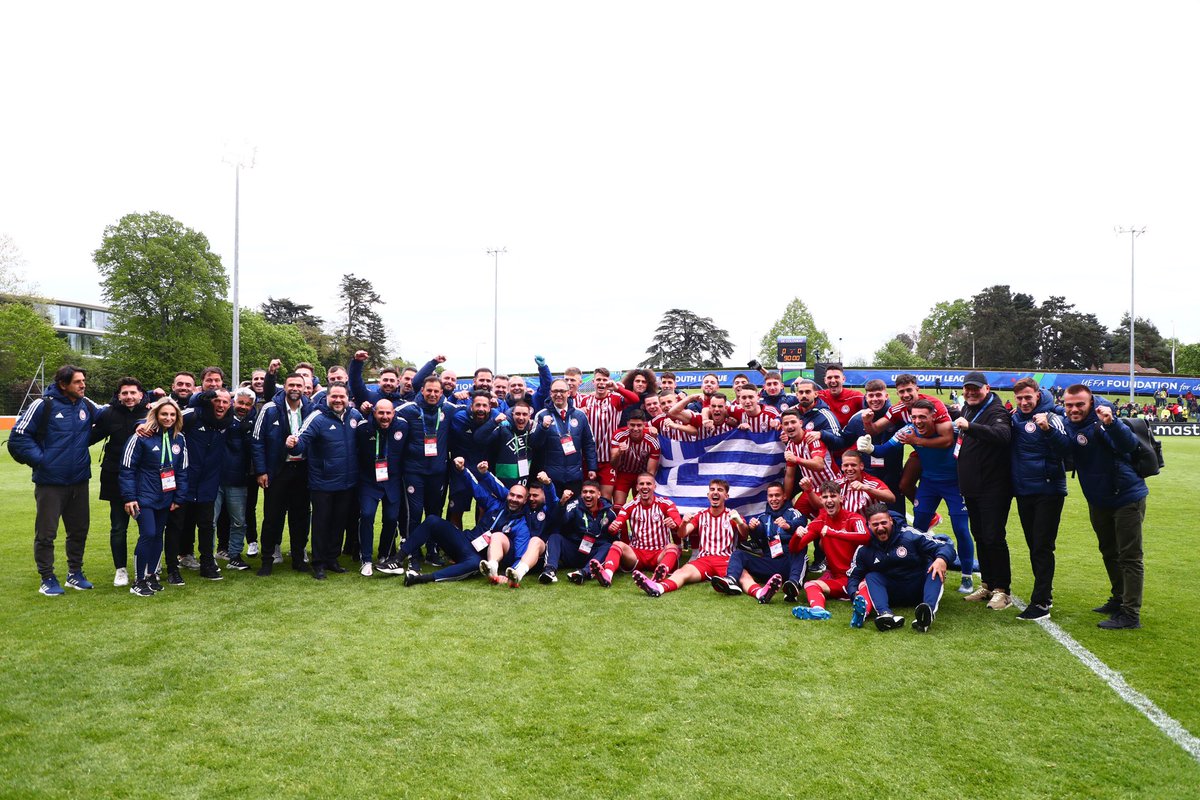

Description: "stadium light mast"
224 144 256 387
486 247 506 370
1116 226 1145 405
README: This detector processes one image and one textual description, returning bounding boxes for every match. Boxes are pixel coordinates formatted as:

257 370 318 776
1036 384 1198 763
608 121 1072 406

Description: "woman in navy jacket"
119 399 189 596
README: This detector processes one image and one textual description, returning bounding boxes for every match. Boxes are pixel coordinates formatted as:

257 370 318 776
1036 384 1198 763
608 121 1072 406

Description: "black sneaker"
256 560 274 576
167 570 186 586
875 613 905 632
539 569 557 585
227 557 251 571
1092 598 1122 615
130 581 155 597
809 560 827 576
567 569 588 585
913 602 934 633
291 562 311 573
312 566 327 581
326 561 348 574
200 563 223 581
375 558 406 576
710 575 734 595
783 580 801 603
1098 613 1141 630
1016 604 1050 621
147 574 164 593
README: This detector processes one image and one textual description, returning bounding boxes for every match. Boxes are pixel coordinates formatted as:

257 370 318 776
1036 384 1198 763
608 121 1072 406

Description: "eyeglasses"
550 389 568 394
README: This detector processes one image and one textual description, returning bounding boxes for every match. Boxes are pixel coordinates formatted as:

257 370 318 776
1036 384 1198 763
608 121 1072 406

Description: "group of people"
9 356 1151 631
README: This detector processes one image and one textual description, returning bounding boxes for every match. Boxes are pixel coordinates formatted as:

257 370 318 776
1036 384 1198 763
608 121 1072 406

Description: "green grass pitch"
1 436 1198 799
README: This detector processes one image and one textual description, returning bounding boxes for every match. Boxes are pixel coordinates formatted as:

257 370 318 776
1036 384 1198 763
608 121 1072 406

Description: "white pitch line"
1012 595 1200 764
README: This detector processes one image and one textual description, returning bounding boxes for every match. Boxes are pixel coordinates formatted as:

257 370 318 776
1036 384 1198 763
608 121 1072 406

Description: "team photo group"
9 352 1151 633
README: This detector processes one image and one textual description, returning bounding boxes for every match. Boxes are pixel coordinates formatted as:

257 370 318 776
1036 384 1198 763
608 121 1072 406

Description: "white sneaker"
360 562 374 577
247 541 259 557
113 567 129 587
273 546 283 564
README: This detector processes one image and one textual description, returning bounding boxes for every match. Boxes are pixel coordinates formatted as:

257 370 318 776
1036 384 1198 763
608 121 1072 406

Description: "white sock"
514 563 529 580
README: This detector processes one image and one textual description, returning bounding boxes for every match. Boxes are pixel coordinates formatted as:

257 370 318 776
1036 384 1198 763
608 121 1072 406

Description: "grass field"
2 434 1199 799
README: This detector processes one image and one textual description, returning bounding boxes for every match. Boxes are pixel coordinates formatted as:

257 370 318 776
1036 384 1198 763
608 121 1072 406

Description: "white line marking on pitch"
1012 595 1200 764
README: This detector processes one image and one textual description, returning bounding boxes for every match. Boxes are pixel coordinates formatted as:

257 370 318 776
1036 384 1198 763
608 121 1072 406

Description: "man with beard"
354 399 409 576
252 372 314 576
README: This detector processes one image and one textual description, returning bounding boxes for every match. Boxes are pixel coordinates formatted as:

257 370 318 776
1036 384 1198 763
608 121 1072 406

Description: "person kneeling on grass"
479 469 558 585
377 458 529 585
789 482 870 621
539 480 617 585
633 479 748 597
710 481 804 604
846 503 956 633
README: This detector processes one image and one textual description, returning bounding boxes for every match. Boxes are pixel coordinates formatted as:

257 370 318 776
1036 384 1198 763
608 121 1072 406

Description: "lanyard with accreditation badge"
423 407 443 457
375 429 389 481
555 410 577 456
471 508 508 552
160 432 176 492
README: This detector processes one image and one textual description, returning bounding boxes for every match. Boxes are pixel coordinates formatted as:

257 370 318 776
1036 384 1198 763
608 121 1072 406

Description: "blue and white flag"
655 429 786 517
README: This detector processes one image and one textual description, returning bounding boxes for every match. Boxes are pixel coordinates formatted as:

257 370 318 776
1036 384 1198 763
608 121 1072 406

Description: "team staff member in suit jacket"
530 379 597 496
120 398 190 597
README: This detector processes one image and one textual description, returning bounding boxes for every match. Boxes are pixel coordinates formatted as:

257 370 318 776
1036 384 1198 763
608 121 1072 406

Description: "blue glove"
534 355 546 367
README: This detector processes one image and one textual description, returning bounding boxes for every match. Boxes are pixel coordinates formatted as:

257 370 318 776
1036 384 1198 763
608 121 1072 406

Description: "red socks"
804 582 826 608
659 548 680 572
661 579 679 593
602 551 621 572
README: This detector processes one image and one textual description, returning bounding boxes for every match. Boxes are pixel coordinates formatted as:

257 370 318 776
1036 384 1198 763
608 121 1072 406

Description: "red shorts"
613 471 639 494
598 463 617 487
807 573 849 599
630 546 667 571
684 555 730 580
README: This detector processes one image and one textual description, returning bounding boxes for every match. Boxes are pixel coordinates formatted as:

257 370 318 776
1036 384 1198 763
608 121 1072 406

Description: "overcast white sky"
2 2 1197 375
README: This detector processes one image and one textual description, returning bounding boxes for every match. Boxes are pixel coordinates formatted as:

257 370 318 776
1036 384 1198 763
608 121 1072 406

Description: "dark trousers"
133 506 170 581
1015 493 1064 607
33 481 90 579
404 472 447 534
1088 498 1146 617
863 570 945 615
261 462 311 563
359 485 402 563
727 551 806 584
544 533 611 573
167 502 216 566
341 487 360 555
245 480 259 544
400 516 483 581
109 499 131 568
965 494 1012 592
310 489 354 568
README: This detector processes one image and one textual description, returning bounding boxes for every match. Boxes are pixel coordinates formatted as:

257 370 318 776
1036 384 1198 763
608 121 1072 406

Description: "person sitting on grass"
846 503 956 633
710 481 802 604
632 479 748 597
789 482 870 621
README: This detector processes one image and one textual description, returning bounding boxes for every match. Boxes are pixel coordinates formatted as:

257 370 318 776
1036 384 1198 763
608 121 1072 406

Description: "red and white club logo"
896 546 908 558
1025 422 1036 433
1076 434 1088 445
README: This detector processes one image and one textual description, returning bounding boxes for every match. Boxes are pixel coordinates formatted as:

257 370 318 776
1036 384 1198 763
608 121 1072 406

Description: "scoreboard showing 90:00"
776 336 807 368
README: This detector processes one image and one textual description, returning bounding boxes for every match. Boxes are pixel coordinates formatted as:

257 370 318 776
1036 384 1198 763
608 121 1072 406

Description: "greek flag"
655 430 786 517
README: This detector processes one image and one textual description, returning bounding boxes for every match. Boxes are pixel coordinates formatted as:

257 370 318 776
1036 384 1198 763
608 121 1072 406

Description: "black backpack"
1120 417 1163 479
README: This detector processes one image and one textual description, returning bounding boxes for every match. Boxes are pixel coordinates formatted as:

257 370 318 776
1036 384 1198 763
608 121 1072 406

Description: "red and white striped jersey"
690 507 743 558
787 437 840 486
651 413 697 442
728 404 781 432
817 389 865 428
683 409 738 438
884 394 951 425
609 428 661 474
614 495 681 550
578 392 628 464
837 474 887 515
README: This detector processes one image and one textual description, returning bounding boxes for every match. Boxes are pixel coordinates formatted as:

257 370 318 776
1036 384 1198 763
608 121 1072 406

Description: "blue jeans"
912 476 973 577
214 485 248 557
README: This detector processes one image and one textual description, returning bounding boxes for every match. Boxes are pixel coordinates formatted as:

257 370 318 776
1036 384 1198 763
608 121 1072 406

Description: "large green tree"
872 335 927 368
236 309 321 376
93 211 229 388
1107 313 1172 372
1175 342 1200 375
330 274 389 370
756 298 832 366
968 285 1040 368
916 299 971 367
0 302 74 413
640 308 734 370
1034 296 1109 371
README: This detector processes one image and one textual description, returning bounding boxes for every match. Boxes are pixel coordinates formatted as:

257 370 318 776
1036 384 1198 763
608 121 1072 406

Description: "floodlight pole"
225 147 256 387
1117 226 1145 404
486 247 507 370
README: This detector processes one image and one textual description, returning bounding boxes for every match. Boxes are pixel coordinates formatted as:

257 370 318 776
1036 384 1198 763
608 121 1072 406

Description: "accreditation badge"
375 461 389 482
578 535 595 555
560 436 577 456
160 469 176 492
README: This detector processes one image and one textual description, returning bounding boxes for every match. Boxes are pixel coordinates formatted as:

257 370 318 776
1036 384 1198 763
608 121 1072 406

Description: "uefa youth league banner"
654 429 786 518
